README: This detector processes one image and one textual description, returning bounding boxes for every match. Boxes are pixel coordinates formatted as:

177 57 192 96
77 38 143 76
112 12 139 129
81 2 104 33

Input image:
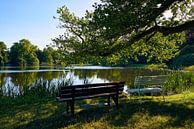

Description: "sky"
0 0 100 49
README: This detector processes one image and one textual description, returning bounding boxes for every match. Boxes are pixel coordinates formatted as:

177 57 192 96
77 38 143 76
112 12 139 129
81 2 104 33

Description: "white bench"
128 75 168 96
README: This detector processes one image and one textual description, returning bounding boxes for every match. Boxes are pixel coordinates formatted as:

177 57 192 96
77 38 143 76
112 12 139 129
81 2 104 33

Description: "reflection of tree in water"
73 69 97 84
0 71 66 97
73 68 167 88
9 72 38 87
37 71 62 80
0 73 7 88
0 68 168 97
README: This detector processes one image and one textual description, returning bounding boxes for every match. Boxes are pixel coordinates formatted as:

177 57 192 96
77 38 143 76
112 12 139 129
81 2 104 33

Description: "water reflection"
0 66 167 97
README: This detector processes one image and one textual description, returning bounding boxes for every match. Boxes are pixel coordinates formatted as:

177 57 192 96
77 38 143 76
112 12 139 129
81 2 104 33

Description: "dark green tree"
0 41 8 65
53 6 114 65
53 4 187 66
90 0 194 55
10 39 39 66
36 49 44 64
43 47 54 65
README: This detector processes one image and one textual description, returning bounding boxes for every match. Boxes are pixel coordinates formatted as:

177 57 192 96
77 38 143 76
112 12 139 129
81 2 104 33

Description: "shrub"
163 71 193 94
184 65 194 71
172 54 194 67
146 63 168 70
180 45 194 55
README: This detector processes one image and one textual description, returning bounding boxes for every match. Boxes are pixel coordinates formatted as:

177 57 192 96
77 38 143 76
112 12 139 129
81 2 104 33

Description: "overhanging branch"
99 20 194 56
135 20 194 41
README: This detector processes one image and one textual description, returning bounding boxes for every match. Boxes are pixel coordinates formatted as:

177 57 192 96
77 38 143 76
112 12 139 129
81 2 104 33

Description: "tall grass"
163 70 194 94
0 75 74 98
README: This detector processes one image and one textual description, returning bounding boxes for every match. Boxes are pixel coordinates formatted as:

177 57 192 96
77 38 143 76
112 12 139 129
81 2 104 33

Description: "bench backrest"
134 75 168 88
59 82 125 99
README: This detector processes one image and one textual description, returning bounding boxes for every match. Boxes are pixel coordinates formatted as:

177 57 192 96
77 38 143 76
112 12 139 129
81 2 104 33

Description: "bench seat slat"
60 82 125 90
59 85 124 98
57 92 118 101
131 75 168 95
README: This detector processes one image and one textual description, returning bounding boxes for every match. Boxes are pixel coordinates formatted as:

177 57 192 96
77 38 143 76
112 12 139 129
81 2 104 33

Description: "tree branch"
136 20 194 41
99 20 194 56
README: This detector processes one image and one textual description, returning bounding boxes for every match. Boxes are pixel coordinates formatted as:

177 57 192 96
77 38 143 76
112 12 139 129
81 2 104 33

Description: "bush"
172 53 194 67
146 63 168 70
163 71 193 94
180 45 194 55
184 65 194 71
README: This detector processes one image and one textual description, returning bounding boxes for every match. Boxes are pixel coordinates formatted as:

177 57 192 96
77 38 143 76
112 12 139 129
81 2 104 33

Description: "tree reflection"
0 68 168 97
0 71 65 97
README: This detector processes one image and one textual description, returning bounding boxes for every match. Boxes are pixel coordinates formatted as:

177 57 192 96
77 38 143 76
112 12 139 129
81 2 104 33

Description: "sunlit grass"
184 65 194 71
0 92 194 129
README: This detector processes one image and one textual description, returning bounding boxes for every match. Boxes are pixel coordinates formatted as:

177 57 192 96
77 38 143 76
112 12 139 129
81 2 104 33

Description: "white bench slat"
129 75 168 95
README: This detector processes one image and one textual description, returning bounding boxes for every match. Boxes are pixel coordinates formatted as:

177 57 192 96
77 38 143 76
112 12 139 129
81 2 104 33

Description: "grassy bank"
0 92 194 129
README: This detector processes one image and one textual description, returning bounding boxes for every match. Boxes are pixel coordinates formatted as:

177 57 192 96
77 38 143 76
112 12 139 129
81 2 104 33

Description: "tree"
89 0 194 55
0 41 8 65
53 4 187 66
185 29 194 45
53 6 104 65
36 49 44 64
42 47 54 65
10 39 39 66
98 32 185 66
172 29 194 67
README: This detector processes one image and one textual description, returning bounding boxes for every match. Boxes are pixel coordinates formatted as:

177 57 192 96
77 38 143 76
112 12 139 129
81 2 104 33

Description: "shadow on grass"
1 96 194 129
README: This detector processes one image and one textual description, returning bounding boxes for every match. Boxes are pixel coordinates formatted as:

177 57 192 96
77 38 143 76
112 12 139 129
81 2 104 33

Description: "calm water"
0 66 168 97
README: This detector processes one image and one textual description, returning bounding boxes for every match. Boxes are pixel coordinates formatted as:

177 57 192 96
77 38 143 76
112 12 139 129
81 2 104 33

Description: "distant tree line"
0 39 63 66
1 29 194 67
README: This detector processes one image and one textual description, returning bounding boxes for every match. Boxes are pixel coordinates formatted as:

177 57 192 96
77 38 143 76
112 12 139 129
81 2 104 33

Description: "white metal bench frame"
130 75 168 97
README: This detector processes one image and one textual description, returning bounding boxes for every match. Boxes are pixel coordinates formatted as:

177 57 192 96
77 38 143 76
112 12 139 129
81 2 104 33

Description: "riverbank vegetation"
1 28 194 69
0 39 64 66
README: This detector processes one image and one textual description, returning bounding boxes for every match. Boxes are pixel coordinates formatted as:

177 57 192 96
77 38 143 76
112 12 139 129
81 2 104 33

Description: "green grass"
124 63 168 70
184 65 194 71
0 93 194 129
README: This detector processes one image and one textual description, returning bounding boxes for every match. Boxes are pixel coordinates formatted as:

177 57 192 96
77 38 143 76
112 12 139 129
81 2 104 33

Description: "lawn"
0 92 194 129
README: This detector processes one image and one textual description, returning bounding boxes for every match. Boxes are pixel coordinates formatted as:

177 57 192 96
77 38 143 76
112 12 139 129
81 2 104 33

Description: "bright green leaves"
10 39 39 66
129 32 185 63
53 1 191 66
0 41 8 65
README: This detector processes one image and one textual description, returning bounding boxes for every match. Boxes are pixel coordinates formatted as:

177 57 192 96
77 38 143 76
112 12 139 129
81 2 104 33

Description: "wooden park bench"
128 75 168 97
56 81 125 116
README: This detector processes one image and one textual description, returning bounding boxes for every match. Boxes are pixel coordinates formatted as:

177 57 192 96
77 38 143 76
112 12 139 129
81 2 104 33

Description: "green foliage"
0 41 8 65
184 65 194 71
129 32 185 63
91 0 193 50
145 63 168 70
43 47 54 65
36 49 45 64
164 71 193 94
10 39 39 66
0 39 64 66
180 45 194 55
53 6 109 65
54 5 186 66
173 54 194 67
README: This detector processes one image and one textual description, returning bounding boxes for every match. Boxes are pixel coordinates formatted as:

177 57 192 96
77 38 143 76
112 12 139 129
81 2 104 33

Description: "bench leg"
66 101 69 113
70 101 75 116
111 95 118 109
115 94 118 109
108 96 110 107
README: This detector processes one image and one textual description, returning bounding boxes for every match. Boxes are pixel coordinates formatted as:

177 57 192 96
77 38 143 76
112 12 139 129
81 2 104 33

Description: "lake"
0 66 169 97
